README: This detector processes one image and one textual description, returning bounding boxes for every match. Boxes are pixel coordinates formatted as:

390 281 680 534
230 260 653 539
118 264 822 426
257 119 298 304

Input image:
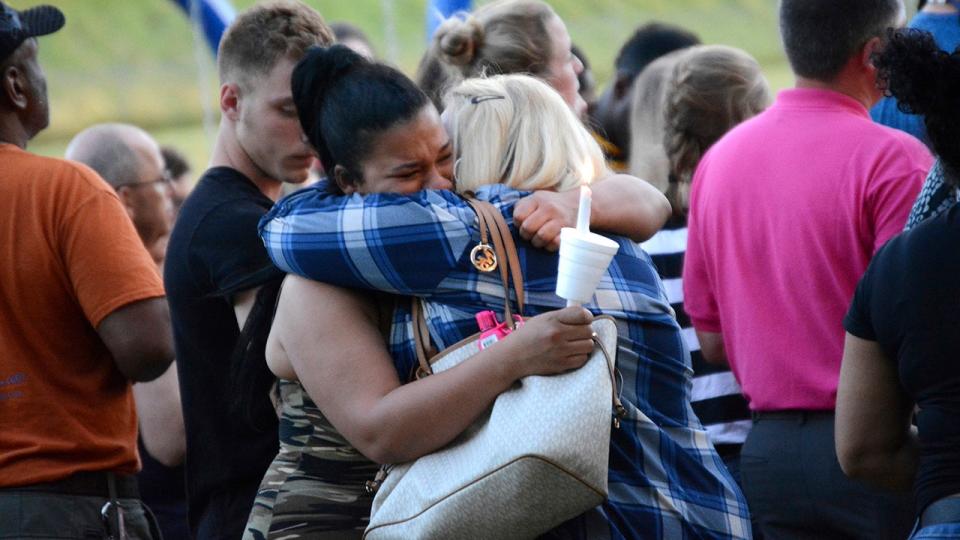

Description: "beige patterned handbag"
363 199 624 540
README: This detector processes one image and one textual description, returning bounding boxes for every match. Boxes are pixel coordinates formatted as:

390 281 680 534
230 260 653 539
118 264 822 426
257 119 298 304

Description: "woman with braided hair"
836 27 960 539
630 45 770 505
660 46 771 219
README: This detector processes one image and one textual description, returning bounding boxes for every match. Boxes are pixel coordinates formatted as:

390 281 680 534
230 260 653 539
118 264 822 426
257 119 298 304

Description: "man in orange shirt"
0 3 174 539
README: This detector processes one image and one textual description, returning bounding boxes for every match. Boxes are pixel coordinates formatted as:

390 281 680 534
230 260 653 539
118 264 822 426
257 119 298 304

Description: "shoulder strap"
466 199 525 318
412 196 525 377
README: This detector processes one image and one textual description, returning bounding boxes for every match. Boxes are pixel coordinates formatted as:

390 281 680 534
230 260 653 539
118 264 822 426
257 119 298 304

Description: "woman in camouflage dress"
242 45 601 540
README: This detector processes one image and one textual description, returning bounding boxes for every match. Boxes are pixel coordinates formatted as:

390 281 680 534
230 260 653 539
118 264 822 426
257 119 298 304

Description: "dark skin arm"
696 330 729 366
835 333 918 492
267 276 595 464
97 297 174 382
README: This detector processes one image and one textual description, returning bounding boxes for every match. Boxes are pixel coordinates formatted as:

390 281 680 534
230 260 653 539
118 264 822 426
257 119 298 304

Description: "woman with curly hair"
836 28 960 539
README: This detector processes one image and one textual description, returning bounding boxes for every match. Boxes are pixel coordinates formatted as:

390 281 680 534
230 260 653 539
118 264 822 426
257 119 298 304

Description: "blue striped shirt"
260 182 752 539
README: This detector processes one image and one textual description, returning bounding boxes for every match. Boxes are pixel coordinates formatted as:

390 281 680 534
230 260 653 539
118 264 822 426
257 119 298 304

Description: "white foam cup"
556 228 619 304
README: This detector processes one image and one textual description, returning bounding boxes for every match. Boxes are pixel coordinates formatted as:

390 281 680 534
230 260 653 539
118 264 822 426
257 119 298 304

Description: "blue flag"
426 0 472 41
170 0 236 54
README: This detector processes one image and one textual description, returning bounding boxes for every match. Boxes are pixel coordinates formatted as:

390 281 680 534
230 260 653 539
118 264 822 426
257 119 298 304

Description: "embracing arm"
696 331 728 366
513 174 670 250
835 332 918 491
268 276 594 464
260 188 476 295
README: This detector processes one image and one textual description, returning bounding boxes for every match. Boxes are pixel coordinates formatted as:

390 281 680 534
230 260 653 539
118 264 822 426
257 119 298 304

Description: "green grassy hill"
10 0 797 167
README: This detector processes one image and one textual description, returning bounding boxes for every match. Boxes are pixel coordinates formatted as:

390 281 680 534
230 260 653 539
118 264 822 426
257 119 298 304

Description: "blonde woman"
261 69 752 538
637 44 770 533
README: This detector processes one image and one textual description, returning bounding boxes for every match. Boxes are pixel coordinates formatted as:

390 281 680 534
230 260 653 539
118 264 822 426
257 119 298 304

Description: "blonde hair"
444 74 608 193
217 1 333 89
432 0 556 80
626 49 687 193
663 45 770 214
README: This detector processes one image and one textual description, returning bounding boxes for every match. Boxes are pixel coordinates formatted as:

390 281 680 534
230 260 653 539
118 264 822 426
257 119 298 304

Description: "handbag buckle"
365 466 390 494
613 404 626 429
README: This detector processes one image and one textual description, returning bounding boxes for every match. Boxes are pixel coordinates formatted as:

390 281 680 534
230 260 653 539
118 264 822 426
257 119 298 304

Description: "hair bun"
292 45 366 139
435 16 483 67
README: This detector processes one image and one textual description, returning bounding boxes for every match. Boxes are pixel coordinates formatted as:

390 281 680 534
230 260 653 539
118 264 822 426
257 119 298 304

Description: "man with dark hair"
0 3 173 538
780 0 904 80
589 22 699 170
331 20 375 59
164 2 333 538
161 145 194 212
683 0 931 538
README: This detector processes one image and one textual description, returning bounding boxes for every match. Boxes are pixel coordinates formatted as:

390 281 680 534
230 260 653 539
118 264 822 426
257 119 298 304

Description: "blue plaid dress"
260 183 752 539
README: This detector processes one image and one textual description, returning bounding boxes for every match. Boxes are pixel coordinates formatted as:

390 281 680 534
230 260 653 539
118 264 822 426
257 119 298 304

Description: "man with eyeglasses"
67 124 176 268
0 3 172 539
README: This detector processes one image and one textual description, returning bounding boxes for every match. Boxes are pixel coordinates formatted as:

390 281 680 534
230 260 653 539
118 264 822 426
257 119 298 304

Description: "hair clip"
470 95 506 104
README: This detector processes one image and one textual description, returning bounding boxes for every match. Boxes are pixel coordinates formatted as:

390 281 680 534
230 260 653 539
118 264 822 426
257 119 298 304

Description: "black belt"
6 471 140 499
751 409 833 422
921 495 960 528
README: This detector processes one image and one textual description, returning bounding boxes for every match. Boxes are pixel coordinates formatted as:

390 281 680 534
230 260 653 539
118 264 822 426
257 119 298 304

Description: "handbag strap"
412 299 437 379
467 198 525 319
413 197 525 377
475 200 525 316
593 332 626 428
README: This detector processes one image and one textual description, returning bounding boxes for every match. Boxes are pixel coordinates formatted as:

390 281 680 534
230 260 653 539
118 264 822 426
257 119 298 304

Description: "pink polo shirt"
683 88 932 411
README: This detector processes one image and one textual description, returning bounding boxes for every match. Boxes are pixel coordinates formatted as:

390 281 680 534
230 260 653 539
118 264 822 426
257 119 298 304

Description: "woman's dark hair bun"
289 43 430 186
292 45 366 163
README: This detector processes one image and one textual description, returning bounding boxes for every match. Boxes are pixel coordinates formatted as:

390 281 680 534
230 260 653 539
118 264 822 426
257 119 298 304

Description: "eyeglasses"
114 170 172 190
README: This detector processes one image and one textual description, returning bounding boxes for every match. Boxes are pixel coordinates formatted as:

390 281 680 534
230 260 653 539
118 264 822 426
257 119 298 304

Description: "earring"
453 158 462 180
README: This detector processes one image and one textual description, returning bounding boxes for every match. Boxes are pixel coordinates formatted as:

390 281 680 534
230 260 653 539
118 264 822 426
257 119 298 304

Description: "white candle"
567 185 593 307
575 185 592 233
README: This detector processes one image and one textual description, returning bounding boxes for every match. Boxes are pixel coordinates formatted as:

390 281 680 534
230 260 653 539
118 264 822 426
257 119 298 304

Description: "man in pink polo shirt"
683 0 931 538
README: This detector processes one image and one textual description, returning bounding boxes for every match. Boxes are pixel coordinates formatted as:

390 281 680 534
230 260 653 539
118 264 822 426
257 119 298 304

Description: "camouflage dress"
244 379 380 539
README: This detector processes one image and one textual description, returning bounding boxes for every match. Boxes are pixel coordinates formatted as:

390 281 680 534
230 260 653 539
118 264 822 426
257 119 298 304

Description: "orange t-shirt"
0 144 165 487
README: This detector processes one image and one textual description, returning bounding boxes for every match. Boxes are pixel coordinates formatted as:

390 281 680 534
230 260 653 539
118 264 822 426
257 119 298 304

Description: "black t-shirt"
137 437 188 540
844 203 960 514
164 167 282 532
